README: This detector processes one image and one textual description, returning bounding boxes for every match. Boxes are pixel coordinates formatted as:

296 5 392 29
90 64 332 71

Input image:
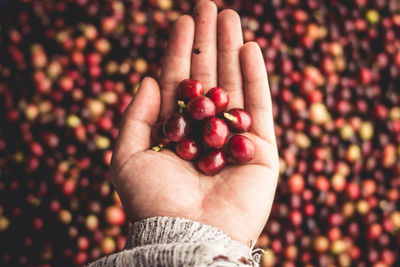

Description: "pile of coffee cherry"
150 79 255 175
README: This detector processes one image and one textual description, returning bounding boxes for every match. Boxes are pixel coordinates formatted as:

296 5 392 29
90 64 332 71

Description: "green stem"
223 112 238 123
177 100 187 113
151 144 164 152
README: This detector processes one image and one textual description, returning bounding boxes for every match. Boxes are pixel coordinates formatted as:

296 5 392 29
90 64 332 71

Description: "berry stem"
223 112 238 123
151 144 163 152
177 100 187 113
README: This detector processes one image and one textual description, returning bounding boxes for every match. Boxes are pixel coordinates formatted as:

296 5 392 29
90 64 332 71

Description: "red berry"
359 68 372 85
163 113 190 142
151 121 171 146
223 108 252 132
175 138 200 161
206 87 229 114
203 117 229 149
77 236 90 251
307 89 323 103
289 210 302 226
178 79 204 101
87 52 101 65
227 135 255 163
197 149 227 175
105 205 126 226
187 96 216 121
30 142 44 157
288 173 305 194
62 179 77 196
97 116 113 131
367 223 382 240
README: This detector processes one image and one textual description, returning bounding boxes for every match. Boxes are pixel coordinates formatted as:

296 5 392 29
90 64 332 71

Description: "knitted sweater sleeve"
88 216 261 267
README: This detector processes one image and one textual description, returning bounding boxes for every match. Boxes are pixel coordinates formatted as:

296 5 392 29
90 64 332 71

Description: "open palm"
110 1 279 245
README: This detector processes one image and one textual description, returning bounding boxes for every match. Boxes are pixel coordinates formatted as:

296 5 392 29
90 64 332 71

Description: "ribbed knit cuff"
88 216 261 267
125 216 234 248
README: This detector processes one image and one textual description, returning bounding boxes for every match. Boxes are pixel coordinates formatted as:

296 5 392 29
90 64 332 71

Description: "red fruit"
227 135 255 163
163 113 190 142
105 205 126 226
178 79 204 101
74 251 88 266
223 108 252 132
288 173 305 194
280 88 293 103
304 203 316 216
206 87 229 114
151 121 171 147
62 179 76 196
315 175 330 191
327 227 341 241
27 157 39 172
33 217 43 230
289 210 302 226
367 223 382 240
77 236 90 251
328 213 344 227
271 239 283 253
42 132 59 148
197 149 227 175
374 104 388 120
359 68 372 85
347 182 360 199
97 116 113 131
87 52 101 65
175 138 200 161
89 65 101 78
307 89 323 103
116 235 127 251
394 52 400 66
102 17 117 33
203 117 229 149
30 142 44 157
49 200 61 212
187 96 216 121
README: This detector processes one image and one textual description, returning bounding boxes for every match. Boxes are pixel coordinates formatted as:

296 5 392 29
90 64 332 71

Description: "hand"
110 0 279 245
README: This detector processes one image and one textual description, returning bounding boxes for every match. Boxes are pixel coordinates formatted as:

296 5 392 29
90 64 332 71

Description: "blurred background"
0 0 400 266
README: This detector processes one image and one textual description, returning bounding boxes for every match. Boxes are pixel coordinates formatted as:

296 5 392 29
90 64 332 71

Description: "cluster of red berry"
151 79 255 175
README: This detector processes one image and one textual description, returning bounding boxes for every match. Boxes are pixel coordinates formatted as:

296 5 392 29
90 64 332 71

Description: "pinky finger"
240 42 276 147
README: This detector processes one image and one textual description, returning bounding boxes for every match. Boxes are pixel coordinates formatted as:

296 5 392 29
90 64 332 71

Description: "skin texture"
110 0 279 246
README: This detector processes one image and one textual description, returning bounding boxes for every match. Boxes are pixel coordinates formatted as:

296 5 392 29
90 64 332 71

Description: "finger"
113 77 160 162
217 9 244 109
159 15 195 119
190 0 218 91
240 42 276 145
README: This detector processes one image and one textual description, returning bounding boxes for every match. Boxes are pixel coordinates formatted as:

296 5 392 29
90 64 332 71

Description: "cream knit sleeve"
88 216 261 267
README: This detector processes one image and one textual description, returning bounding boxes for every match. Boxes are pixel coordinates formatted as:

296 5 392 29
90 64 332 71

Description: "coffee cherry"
223 108 252 132
159 78 255 173
104 205 126 226
151 121 171 147
203 117 229 149
206 87 229 114
163 113 190 142
227 135 255 163
187 96 216 121
178 79 204 101
197 149 227 175
175 138 200 161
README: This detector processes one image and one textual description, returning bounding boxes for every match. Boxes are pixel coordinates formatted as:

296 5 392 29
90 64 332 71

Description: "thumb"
112 77 160 164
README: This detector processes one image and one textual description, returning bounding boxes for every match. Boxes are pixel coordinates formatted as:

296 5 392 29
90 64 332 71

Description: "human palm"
110 1 279 245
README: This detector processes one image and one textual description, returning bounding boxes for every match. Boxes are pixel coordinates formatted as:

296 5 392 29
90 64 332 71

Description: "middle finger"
190 0 218 92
